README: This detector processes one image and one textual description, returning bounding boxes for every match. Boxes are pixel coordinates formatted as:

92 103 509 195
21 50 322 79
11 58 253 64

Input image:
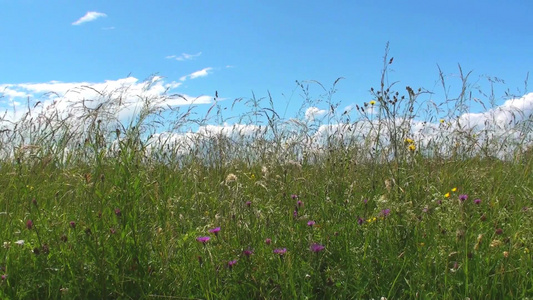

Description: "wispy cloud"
72 11 107 26
166 52 202 61
179 67 213 81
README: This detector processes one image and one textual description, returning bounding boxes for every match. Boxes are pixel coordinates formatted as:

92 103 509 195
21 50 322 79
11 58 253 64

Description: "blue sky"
1 0 532 128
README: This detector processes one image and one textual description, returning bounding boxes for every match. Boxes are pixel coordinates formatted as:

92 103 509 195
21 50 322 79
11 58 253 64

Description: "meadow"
1 56 532 299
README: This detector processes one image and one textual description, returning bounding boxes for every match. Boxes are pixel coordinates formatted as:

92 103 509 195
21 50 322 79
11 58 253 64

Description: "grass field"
1 56 532 299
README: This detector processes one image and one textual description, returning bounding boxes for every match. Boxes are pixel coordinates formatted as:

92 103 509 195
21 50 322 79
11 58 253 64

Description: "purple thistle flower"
209 227 221 236
380 209 391 217
114 208 122 217
273 248 287 256
459 194 468 202
357 217 365 225
69 221 76 228
265 238 272 245
228 260 237 269
307 220 315 227
474 199 481 205
297 200 303 207
291 194 298 200
1 274 6 280
197 236 210 243
310 243 325 253
293 210 298 218
243 249 253 257
246 201 252 207
26 220 33 230
363 198 368 205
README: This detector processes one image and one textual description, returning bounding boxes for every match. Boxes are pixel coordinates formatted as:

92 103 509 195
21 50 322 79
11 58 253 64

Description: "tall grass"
1 48 532 299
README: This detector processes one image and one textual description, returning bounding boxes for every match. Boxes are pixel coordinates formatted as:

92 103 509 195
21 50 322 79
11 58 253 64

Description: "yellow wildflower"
444 192 450 198
369 100 376 105
451 187 457 192
408 144 416 151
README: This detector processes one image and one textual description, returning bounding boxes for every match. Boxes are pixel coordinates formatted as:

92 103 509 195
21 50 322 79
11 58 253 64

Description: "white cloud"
72 11 107 25
180 67 213 81
304 107 326 121
0 76 212 127
166 52 202 61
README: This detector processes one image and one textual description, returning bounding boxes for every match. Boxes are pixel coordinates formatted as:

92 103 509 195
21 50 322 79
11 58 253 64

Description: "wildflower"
474 199 481 205
243 249 253 257
225 173 237 184
293 210 298 218
451 187 457 192
459 194 468 202
114 208 121 217
369 100 376 105
440 119 445 124
307 220 315 227
444 192 450 198
408 144 416 151
1 274 6 280
380 209 391 217
246 201 252 207
15 240 25 246
357 217 365 225
404 138 414 144
265 238 272 245
26 220 33 230
503 251 509 258
297 200 303 207
310 243 325 253
273 248 287 256
197 236 210 244
110 228 116 234
363 198 368 205
228 260 237 269
291 194 299 200
209 227 221 236
490 239 503 248
69 221 76 228
495 228 503 235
